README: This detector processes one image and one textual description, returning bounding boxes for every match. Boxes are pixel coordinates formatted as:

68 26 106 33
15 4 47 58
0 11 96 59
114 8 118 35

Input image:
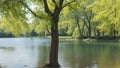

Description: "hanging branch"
19 0 43 19
62 0 75 9
52 0 56 4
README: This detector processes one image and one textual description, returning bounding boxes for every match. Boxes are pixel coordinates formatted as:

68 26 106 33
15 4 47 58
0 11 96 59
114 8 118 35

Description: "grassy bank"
41 36 73 39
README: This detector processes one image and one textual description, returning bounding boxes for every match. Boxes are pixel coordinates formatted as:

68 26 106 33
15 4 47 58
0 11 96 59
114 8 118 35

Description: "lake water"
0 38 120 68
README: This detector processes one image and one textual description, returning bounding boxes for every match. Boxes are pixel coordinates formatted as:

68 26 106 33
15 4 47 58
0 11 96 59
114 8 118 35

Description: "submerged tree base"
44 64 60 68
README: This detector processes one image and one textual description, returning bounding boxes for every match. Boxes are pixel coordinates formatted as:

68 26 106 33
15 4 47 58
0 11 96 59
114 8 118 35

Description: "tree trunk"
113 30 115 40
102 32 104 37
45 14 60 68
96 30 100 39
93 27 97 38
116 31 118 39
76 18 82 39
49 24 59 67
88 21 91 38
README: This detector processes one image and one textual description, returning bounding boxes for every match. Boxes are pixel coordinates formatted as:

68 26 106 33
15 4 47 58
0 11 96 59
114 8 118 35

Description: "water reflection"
0 38 50 68
59 41 120 68
36 42 50 68
0 38 120 68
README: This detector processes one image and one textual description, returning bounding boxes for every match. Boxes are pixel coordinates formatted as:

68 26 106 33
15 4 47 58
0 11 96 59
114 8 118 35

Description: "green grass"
38 36 73 39
59 36 73 39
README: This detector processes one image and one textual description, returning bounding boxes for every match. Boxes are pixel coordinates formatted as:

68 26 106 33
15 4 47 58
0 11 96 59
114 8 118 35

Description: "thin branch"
19 0 42 19
85 12 89 22
43 0 52 15
58 0 64 10
62 0 75 9
52 0 59 9
84 19 89 29
52 0 56 4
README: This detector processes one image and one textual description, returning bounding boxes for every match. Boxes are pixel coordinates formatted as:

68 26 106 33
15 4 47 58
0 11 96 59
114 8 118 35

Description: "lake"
0 38 120 68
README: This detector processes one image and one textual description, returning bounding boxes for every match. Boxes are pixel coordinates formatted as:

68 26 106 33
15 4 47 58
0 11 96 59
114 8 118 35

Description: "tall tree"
1 0 75 67
42 0 75 67
66 0 94 38
88 0 120 38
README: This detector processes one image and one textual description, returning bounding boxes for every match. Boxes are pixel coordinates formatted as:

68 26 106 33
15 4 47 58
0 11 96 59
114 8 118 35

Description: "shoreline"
0 36 119 42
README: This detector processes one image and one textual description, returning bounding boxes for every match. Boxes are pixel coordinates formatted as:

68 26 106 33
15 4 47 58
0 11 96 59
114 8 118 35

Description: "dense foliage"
0 0 120 40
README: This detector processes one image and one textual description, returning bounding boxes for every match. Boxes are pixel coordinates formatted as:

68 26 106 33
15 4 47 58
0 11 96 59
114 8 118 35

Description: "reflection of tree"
98 44 120 68
59 41 120 68
115 46 120 68
36 42 49 68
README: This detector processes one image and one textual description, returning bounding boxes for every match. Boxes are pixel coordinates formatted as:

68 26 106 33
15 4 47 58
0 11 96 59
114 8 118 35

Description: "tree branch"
52 0 56 4
59 0 64 9
43 0 52 15
19 0 42 19
52 0 59 9
62 0 75 9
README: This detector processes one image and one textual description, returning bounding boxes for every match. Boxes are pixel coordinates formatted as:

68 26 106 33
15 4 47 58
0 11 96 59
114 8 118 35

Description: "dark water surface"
0 38 120 68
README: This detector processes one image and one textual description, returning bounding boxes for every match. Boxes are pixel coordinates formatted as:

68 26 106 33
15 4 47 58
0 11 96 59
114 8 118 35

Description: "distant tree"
89 0 120 39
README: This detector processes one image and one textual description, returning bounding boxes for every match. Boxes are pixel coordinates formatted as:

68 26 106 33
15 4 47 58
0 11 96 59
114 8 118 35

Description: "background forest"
0 0 120 40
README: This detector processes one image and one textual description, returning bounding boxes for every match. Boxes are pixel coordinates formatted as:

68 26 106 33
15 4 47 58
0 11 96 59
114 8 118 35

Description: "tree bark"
47 24 59 68
50 15 60 67
88 21 91 38
45 13 60 68
76 17 82 39
113 30 116 40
